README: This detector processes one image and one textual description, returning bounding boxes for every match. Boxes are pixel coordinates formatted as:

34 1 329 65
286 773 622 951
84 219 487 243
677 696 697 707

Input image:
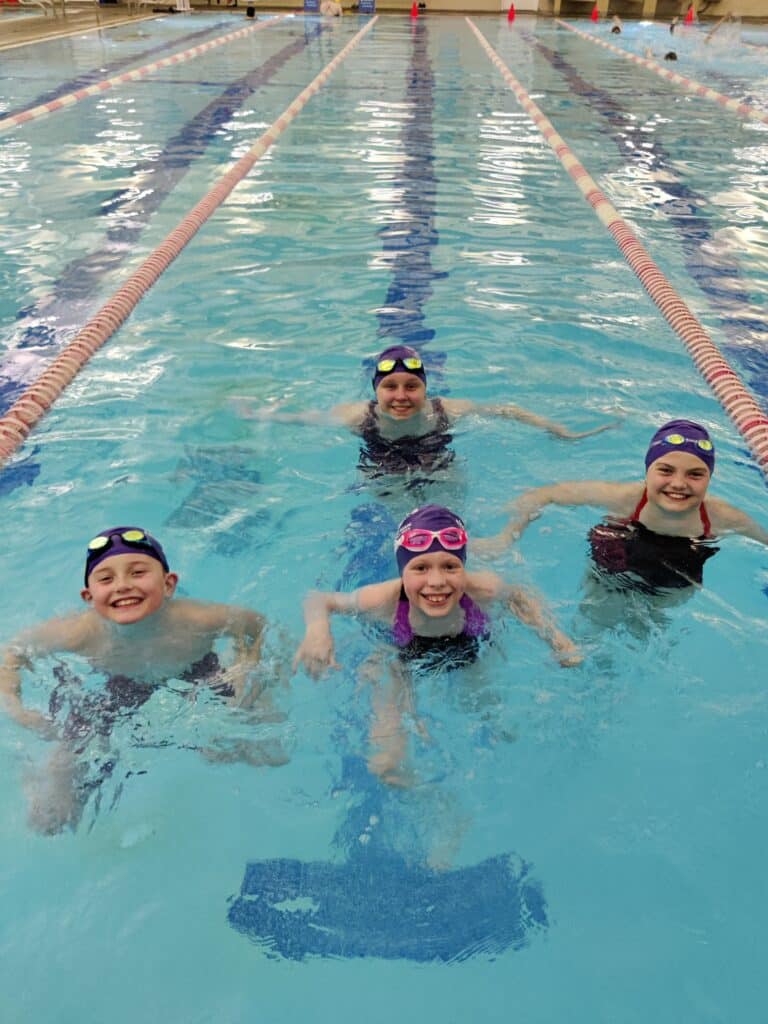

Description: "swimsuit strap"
630 488 712 538
431 397 451 431
392 589 413 646
628 488 648 522
459 594 491 638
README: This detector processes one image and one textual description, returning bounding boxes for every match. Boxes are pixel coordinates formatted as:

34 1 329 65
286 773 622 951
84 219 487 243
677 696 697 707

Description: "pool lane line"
556 20 768 127
375 20 448 383
521 31 768 394
0 16 378 467
1 18 241 121
466 18 768 477
1 25 328 416
0 15 288 136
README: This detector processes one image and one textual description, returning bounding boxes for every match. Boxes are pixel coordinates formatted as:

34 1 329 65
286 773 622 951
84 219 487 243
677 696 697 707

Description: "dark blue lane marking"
1 19 237 122
371 20 448 385
527 31 768 410
228 754 547 962
0 26 326 423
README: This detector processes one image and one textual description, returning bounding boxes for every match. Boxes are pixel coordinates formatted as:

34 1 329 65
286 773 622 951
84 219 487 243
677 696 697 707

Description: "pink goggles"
395 526 468 553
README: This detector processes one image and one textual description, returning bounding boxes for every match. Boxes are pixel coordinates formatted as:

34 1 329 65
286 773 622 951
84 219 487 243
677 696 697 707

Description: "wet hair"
664 51 678 60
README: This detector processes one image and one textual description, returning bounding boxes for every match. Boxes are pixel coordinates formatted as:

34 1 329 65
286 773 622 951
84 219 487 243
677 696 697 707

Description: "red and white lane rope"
467 18 768 475
557 19 768 128
0 16 286 136
0 16 378 465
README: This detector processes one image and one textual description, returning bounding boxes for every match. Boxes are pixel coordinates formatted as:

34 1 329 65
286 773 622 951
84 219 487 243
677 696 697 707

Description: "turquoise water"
1 12 768 1022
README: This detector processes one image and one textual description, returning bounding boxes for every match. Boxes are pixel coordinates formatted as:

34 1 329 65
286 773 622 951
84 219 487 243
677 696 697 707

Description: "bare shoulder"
706 497 768 543
464 570 503 603
13 610 101 657
169 599 263 632
356 579 401 618
331 401 368 432
439 397 474 419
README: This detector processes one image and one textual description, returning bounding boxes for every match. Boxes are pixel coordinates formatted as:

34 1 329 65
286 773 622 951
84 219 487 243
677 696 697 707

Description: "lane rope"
0 16 378 466
557 19 768 127
0 15 287 136
467 18 768 476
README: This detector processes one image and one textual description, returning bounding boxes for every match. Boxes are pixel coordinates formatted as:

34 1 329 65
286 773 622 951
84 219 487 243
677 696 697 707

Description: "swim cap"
372 345 427 390
645 419 715 474
84 526 169 585
394 505 468 573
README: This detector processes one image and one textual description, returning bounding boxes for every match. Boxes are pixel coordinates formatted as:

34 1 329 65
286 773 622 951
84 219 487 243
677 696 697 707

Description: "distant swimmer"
238 344 617 483
670 15 678 33
664 51 678 60
610 14 622 33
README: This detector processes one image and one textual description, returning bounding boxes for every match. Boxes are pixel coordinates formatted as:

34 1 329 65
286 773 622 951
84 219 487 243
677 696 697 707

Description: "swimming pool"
1 11 768 1021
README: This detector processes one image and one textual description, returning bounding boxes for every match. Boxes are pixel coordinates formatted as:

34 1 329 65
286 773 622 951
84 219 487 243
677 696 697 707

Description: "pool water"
1 12 768 1022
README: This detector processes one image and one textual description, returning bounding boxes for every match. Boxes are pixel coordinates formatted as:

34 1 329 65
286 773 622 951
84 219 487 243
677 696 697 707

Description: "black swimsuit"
588 493 719 594
357 398 454 477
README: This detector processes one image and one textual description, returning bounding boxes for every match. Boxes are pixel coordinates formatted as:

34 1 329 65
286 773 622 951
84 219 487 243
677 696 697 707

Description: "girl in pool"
294 504 581 782
244 345 614 480
481 419 768 594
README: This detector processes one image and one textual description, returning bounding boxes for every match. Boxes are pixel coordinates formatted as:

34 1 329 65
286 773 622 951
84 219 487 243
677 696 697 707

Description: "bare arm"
504 584 582 666
441 398 618 440
293 581 400 678
194 604 267 705
707 498 768 547
232 398 366 431
0 616 91 738
474 480 642 556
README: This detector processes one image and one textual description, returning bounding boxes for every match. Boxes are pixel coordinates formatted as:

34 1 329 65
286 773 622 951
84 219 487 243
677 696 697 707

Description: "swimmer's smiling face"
81 553 178 625
401 551 466 621
645 451 711 515
375 372 427 420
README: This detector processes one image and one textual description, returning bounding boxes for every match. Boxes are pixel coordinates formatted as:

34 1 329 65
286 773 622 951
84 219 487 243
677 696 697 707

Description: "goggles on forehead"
376 356 423 374
652 433 714 453
395 526 468 553
87 529 154 553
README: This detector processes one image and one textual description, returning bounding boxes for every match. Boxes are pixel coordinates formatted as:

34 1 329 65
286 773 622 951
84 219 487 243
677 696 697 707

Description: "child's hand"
293 629 340 679
553 635 583 668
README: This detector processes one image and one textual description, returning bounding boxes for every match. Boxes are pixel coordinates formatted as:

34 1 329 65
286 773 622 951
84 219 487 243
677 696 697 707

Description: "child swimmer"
479 420 768 594
294 505 581 784
0 527 281 832
243 345 615 480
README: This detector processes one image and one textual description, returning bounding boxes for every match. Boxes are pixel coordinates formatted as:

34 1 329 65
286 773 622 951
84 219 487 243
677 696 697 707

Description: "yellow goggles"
661 433 713 452
88 529 148 551
376 356 423 373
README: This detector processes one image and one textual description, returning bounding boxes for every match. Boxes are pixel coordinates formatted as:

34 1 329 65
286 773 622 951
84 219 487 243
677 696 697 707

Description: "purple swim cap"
394 505 468 574
645 419 715 474
84 526 169 585
372 345 427 390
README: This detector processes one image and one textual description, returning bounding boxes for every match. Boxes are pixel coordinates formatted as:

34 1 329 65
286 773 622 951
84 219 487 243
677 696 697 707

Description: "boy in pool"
479 420 768 594
0 526 278 833
293 505 581 783
242 345 615 479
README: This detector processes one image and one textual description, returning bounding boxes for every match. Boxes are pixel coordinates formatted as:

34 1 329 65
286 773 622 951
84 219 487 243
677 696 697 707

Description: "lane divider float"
0 15 287 136
557 19 768 128
467 18 768 475
0 16 378 466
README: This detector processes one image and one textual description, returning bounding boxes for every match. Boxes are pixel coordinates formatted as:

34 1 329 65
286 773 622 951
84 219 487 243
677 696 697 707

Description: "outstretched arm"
505 584 582 666
0 648 58 738
707 499 768 547
473 480 641 557
441 398 618 440
293 580 399 678
232 398 366 431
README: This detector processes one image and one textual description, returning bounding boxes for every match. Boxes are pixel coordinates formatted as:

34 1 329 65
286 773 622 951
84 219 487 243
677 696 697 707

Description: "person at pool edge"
0 526 282 834
294 504 581 783
477 420 768 593
241 345 616 478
